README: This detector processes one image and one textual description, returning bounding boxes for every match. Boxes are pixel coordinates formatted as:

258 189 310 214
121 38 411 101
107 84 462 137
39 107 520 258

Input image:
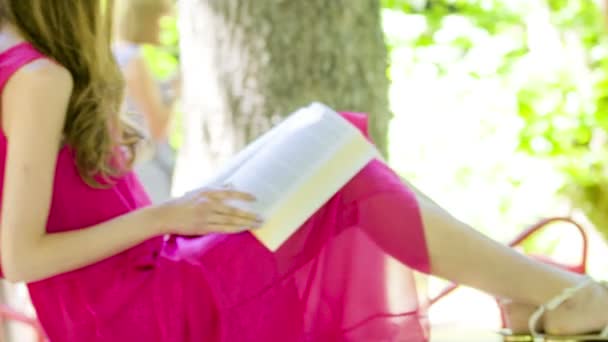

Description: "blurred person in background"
114 0 179 203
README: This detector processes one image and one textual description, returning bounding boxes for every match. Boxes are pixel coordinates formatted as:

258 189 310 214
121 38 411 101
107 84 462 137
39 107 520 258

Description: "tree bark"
175 0 391 191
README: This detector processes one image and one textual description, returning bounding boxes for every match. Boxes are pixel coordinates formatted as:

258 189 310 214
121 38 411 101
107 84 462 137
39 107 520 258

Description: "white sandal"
501 278 608 341
500 278 608 342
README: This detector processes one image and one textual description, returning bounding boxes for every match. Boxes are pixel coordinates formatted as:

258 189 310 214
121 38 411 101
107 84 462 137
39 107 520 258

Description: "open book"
204 102 380 251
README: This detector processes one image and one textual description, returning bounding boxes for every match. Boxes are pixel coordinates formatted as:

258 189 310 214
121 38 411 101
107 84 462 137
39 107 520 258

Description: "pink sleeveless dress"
0 43 431 341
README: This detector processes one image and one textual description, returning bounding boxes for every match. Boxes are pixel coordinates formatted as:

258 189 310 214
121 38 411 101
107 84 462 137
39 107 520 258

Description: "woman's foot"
501 280 608 337
543 280 608 336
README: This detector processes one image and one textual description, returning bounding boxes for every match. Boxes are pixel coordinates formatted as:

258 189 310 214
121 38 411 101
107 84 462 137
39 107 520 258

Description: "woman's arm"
0 60 163 283
124 54 177 141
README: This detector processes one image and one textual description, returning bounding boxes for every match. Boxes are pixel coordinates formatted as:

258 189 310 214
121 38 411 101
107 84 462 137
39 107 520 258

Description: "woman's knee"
340 160 408 204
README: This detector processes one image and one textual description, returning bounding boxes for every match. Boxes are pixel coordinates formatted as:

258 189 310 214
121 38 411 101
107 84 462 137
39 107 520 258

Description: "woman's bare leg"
417 192 582 305
345 161 607 335
413 186 608 335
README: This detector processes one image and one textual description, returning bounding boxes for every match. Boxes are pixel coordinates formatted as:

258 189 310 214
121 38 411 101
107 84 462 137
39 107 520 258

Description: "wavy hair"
0 0 142 186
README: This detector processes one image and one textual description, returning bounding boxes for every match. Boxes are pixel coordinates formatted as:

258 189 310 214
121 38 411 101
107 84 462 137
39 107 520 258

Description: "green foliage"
383 0 527 83
383 0 524 39
142 16 180 78
382 0 608 245
515 1 608 241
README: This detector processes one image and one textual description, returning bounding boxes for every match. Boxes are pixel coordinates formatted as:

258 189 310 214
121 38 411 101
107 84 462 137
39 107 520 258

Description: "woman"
114 0 178 203
0 1 606 341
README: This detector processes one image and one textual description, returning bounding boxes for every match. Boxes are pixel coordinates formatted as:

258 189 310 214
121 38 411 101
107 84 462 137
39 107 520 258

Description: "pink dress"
0 43 431 341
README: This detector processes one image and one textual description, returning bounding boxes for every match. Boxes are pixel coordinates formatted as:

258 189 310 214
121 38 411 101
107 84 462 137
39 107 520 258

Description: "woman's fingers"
204 213 262 231
206 213 261 228
205 224 250 233
211 202 259 220
204 189 256 202
189 187 263 234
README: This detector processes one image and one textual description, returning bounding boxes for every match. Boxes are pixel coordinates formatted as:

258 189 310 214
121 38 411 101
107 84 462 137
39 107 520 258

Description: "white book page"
200 108 305 188
224 102 369 219
252 132 377 250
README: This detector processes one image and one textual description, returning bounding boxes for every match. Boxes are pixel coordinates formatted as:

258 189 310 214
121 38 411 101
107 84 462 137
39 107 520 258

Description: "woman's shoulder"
2 51 73 141
8 57 73 96
0 39 71 94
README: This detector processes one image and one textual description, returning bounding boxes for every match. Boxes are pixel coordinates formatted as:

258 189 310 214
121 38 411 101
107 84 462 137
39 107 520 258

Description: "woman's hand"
156 187 263 236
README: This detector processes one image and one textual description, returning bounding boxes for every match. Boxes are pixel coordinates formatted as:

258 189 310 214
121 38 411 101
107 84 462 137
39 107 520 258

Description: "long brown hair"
0 0 141 186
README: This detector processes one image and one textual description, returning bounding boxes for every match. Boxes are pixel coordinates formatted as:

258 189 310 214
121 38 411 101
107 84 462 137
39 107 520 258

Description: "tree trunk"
175 0 391 192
